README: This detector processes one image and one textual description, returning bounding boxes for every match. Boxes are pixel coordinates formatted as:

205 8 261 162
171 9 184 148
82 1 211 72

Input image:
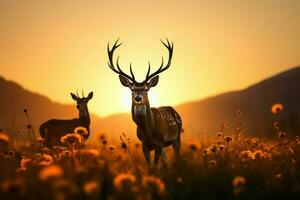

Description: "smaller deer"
39 91 93 147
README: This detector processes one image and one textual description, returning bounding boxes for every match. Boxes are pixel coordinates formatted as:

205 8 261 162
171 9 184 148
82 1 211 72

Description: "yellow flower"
0 133 9 144
107 145 115 151
278 131 287 139
79 149 100 157
271 103 284 114
232 176 246 187
225 136 232 143
74 127 89 136
20 157 31 169
60 133 82 145
208 160 217 168
83 181 100 195
113 173 136 191
39 165 63 181
187 140 200 151
142 175 165 194
39 154 53 166
218 145 225 152
240 150 251 161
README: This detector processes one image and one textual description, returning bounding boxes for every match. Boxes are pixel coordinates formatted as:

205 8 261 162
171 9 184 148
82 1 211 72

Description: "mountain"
0 76 101 135
1 66 300 141
177 66 300 137
97 66 300 139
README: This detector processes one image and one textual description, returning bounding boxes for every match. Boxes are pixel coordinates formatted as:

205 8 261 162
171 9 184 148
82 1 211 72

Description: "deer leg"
154 146 163 165
172 135 181 159
142 143 151 166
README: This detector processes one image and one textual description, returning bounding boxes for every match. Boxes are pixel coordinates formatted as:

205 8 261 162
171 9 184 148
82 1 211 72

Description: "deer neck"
132 101 154 135
79 108 90 129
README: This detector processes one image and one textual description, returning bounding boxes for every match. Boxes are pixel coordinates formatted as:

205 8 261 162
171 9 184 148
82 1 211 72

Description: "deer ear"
147 76 159 87
87 92 93 100
119 75 132 88
70 93 78 101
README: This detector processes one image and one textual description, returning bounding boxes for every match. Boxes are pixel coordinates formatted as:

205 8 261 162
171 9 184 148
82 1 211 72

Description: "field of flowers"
0 109 300 200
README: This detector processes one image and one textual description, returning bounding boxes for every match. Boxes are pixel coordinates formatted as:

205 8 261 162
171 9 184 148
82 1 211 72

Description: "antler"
107 39 136 82
144 38 173 82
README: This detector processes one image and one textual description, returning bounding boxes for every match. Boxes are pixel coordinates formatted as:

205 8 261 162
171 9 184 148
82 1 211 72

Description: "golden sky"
0 0 299 117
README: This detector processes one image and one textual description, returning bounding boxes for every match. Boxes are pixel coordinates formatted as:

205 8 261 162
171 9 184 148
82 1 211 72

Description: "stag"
39 91 93 147
107 39 182 165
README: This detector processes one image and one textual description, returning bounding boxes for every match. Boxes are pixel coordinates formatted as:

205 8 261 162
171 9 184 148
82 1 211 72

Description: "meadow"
0 109 300 200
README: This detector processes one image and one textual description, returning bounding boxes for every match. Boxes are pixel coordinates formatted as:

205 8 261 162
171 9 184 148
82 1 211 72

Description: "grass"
0 123 300 200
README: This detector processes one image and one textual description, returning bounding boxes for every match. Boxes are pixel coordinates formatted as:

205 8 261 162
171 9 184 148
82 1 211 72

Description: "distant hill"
177 66 300 137
0 76 101 136
97 66 300 139
1 66 300 141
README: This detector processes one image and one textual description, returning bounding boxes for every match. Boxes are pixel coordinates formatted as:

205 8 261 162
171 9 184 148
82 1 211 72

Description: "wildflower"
187 140 200 151
113 173 136 191
79 149 100 158
83 181 100 195
208 160 217 168
142 175 165 194
39 165 63 181
209 144 217 153
278 131 287 139
97 132 106 140
7 150 15 158
217 132 223 138
250 150 269 160
60 133 82 146
39 154 53 166
108 145 115 151
203 149 208 156
271 103 284 114
240 150 251 161
0 133 9 144
102 139 107 146
120 135 128 152
74 127 89 137
218 145 225 152
288 148 294 155
225 136 232 143
233 176 246 187
250 138 258 147
59 150 72 159
20 157 31 169
273 122 280 130
232 176 246 195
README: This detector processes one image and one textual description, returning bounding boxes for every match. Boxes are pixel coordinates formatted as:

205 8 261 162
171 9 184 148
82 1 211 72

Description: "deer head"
107 39 173 114
70 91 93 123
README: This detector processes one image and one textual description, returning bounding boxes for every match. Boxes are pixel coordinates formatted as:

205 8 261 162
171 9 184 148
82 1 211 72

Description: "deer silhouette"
107 39 182 166
39 91 93 147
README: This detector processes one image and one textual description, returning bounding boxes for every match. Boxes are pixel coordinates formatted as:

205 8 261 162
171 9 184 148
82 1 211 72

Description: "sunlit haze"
0 0 299 117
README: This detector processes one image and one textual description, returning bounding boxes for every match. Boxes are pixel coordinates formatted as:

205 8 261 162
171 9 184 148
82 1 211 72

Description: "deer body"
107 39 182 165
39 92 93 147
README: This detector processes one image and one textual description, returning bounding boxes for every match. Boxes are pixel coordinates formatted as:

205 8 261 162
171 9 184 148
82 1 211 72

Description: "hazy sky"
0 0 299 117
